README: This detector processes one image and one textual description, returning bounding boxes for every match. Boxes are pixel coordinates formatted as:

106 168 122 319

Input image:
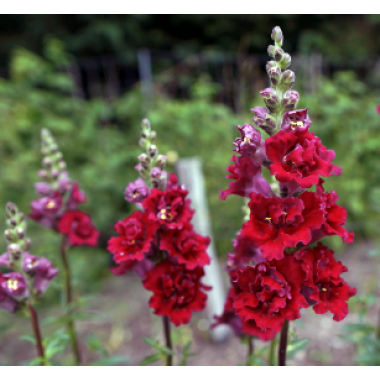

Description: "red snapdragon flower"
240 192 325 260
295 243 356 321
57 210 99 246
142 188 194 229
219 155 271 200
159 223 210 269
143 260 211 326
107 210 159 263
232 255 308 335
265 127 342 188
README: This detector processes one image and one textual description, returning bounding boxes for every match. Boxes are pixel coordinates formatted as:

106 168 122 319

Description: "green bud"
279 53 291 70
271 26 283 46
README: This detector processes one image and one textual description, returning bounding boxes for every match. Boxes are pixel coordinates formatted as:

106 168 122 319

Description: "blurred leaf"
138 354 163 366
142 337 159 348
287 338 309 359
19 335 36 344
89 356 130 366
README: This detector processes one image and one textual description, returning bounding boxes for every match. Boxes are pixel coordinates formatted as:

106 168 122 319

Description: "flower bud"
279 53 291 69
38 170 49 180
15 227 25 239
141 118 151 132
7 244 22 261
282 90 300 111
149 131 157 141
155 155 167 170
260 88 279 112
251 107 277 135
266 61 277 73
55 152 63 161
280 70 295 91
6 202 17 216
147 144 158 158
269 66 281 86
138 153 151 169
141 131 148 139
51 169 59 179
267 45 276 57
42 157 52 168
271 26 283 46
274 47 284 62
4 229 16 243
150 167 162 188
24 238 32 251
139 138 147 149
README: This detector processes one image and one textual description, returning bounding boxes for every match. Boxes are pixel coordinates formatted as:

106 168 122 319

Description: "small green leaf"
138 354 163 366
287 338 309 358
89 356 130 366
20 335 36 344
142 337 158 347
159 346 175 356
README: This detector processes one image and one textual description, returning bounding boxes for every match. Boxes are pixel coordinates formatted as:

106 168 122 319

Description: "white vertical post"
176 158 230 343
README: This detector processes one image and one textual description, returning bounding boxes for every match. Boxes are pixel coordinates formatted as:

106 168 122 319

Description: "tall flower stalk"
217 26 356 366
28 129 99 365
0 202 59 365
108 118 211 366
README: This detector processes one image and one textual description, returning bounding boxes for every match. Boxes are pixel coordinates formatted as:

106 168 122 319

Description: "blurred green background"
0 14 380 291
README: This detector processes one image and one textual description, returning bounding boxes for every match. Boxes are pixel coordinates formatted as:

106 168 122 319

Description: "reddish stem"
278 319 289 366
28 304 45 366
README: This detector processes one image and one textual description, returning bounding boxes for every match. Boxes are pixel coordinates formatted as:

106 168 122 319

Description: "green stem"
28 304 45 366
246 336 254 365
163 316 173 366
278 320 289 366
60 236 81 366
269 337 276 366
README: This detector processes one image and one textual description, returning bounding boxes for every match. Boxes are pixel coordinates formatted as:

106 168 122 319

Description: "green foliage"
139 336 176 366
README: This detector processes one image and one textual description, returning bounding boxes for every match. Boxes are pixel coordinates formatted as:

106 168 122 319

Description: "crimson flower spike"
108 118 211 365
217 26 356 366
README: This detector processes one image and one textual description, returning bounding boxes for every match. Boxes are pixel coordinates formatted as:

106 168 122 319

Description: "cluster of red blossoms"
214 27 356 341
28 129 99 247
108 119 211 326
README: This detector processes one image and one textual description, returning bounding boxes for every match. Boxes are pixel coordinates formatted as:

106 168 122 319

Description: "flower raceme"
108 116 211 328
216 27 356 344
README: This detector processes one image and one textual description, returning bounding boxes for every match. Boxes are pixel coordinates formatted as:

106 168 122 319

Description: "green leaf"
20 335 36 344
89 356 130 366
27 357 45 366
142 337 158 347
138 354 163 366
158 346 175 356
287 338 309 359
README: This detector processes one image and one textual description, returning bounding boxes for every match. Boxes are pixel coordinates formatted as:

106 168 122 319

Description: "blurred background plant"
1 15 380 365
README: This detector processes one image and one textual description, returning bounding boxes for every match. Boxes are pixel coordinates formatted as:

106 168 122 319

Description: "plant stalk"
28 304 45 366
60 236 81 365
278 319 289 366
269 337 276 366
163 315 173 366
246 336 254 365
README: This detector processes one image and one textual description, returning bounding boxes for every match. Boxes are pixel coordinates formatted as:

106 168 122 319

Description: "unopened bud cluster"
4 202 30 267
253 26 299 135
1 203 59 313
137 118 167 190
39 129 70 191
